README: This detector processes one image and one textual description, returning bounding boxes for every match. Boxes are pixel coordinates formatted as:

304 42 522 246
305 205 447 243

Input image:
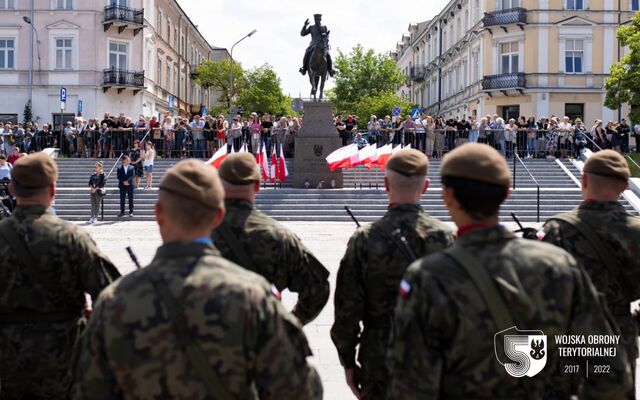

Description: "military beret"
583 150 630 181
386 148 429 177
440 143 511 187
218 153 261 185
12 153 58 189
159 159 223 210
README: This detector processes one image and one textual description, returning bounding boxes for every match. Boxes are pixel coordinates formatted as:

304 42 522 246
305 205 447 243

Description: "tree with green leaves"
353 92 412 123
238 64 295 116
193 59 246 111
604 12 640 123
329 44 406 120
23 101 33 125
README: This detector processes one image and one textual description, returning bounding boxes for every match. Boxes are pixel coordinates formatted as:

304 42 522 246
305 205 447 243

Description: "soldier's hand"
304 18 309 26
344 367 362 399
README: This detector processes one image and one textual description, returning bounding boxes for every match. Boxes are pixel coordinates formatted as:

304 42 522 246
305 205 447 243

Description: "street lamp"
23 11 42 112
228 29 257 120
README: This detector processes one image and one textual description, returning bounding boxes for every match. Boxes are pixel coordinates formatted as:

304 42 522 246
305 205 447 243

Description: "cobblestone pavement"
82 220 639 399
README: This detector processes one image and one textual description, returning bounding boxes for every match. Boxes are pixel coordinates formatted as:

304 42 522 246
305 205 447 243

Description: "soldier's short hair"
441 176 508 219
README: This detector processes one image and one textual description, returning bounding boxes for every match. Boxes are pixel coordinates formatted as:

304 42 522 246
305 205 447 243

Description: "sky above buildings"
179 0 450 99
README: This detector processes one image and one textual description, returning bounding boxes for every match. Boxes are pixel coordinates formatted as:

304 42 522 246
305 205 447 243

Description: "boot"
329 69 336 77
299 67 306 76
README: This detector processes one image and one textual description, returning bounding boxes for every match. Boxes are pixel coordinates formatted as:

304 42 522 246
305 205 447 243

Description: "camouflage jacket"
331 204 454 369
542 201 640 309
388 225 631 400
75 242 322 400
212 199 330 325
0 205 119 398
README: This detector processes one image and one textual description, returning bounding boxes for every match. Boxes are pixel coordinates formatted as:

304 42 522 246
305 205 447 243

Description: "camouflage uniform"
388 225 631 399
543 200 640 396
75 241 322 400
331 204 454 399
0 205 119 399
212 199 330 325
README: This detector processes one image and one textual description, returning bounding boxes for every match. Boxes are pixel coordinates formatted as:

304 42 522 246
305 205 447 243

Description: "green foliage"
352 91 413 123
194 59 246 108
330 44 406 116
604 12 640 123
238 64 293 116
23 101 33 125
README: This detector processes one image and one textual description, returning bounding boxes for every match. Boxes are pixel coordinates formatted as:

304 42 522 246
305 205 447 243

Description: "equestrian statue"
300 14 335 101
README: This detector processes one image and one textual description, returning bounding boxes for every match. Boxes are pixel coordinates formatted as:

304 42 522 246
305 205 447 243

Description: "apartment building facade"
0 0 227 125
397 0 637 123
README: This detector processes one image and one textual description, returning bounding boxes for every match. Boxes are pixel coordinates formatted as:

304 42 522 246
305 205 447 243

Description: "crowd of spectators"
0 112 303 161
337 113 640 160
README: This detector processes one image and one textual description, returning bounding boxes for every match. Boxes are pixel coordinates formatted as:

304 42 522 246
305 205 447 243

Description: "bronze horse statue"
308 32 328 101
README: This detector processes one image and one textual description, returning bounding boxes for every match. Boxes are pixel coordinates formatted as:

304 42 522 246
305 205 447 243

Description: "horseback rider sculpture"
299 14 335 77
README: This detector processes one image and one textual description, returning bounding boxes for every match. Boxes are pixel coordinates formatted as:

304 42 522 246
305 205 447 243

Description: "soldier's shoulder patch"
399 279 412 298
536 229 546 240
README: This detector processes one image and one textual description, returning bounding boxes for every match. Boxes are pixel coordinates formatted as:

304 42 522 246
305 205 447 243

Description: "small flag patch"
399 279 412 298
536 229 546 240
271 284 282 300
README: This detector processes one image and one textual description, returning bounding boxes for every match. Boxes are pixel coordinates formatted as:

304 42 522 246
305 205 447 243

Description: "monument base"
293 101 343 189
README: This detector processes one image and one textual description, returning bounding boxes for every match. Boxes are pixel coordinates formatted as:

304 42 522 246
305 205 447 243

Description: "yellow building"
399 0 637 123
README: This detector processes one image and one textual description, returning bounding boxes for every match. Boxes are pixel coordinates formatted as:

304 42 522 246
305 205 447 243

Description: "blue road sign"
78 100 83 113
168 95 174 110
201 107 208 117
392 107 401 116
60 87 67 102
411 108 424 119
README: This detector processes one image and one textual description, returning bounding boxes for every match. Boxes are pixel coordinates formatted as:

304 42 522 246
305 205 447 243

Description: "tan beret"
386 149 429 177
12 153 58 189
219 153 260 185
440 143 511 187
583 150 630 181
159 159 223 210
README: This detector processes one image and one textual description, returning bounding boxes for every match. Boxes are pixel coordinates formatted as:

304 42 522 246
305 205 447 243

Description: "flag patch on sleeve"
399 279 412 298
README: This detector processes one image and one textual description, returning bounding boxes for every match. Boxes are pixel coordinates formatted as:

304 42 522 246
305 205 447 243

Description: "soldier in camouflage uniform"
212 153 330 325
0 153 119 399
388 143 632 399
542 149 640 399
331 148 455 399
75 159 322 399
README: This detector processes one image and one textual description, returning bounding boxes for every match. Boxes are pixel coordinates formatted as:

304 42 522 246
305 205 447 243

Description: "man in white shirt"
189 115 206 158
414 113 428 153
0 154 12 180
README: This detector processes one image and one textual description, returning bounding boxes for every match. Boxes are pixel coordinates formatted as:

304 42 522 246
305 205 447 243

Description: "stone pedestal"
293 101 343 188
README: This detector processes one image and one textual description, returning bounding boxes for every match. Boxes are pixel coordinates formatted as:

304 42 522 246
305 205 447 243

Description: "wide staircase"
54 157 638 223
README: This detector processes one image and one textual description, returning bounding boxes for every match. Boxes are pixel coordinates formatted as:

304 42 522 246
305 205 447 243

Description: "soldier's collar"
13 204 50 217
455 224 514 243
224 198 254 208
153 241 220 260
387 203 423 212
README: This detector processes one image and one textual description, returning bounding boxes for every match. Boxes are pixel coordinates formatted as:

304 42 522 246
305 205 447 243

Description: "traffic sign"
168 95 174 110
77 100 83 113
292 98 304 113
60 87 67 103
411 108 424 119
392 107 401 116
201 106 208 117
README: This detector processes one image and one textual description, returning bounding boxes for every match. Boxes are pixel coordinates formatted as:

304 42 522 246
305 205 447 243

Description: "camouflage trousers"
358 327 391 400
0 319 80 399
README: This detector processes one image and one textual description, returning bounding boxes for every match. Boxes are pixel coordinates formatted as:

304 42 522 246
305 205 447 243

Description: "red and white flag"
326 144 359 171
207 146 228 169
353 144 377 168
270 146 279 183
375 144 394 171
278 144 289 182
260 145 270 181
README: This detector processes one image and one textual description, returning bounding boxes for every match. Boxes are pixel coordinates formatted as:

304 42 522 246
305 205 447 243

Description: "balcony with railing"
103 68 145 94
482 72 526 92
103 5 145 36
483 8 527 28
409 65 426 82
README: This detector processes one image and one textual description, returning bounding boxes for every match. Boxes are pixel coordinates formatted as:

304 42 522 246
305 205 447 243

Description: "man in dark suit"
117 155 134 217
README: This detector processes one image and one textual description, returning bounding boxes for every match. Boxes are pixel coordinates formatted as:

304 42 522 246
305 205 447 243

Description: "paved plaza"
83 220 639 399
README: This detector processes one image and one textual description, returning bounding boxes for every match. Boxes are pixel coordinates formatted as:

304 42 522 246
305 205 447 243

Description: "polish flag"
353 144 377 168
207 146 228 169
376 144 395 171
260 145 270 181
326 144 359 171
278 144 289 182
270 146 279 183
369 144 392 169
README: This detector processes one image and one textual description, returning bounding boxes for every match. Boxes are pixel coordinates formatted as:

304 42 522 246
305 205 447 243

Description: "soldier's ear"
384 176 390 193
422 178 430 194
254 181 261 194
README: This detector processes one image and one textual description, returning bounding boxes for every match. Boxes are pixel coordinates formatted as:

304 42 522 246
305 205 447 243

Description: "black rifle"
344 205 361 228
126 246 142 270
511 213 539 240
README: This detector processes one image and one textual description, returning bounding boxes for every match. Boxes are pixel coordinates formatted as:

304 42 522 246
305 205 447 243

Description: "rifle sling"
0 220 78 312
216 222 256 270
373 219 417 263
444 244 516 331
145 261 232 400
